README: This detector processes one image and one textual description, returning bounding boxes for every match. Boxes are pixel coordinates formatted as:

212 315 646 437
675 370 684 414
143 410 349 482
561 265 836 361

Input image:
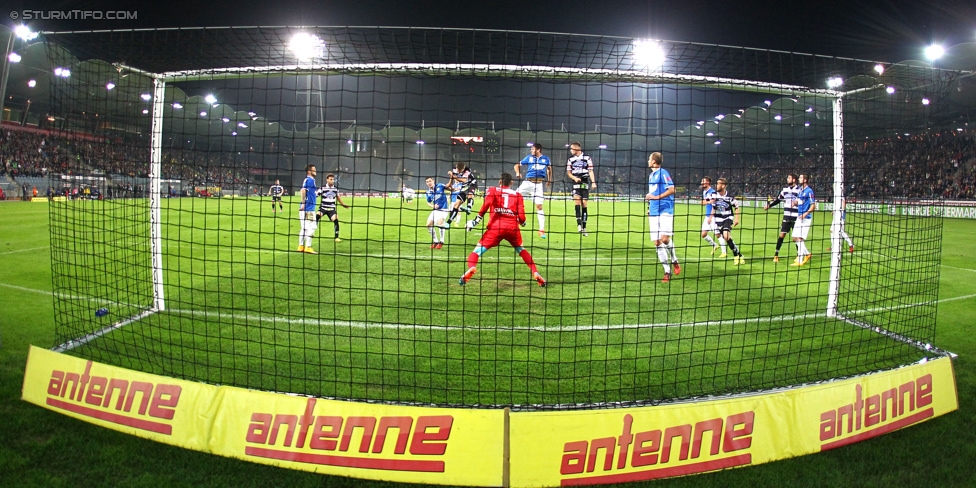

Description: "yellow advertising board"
21 346 505 486
510 357 957 487
208 386 504 485
21 346 218 452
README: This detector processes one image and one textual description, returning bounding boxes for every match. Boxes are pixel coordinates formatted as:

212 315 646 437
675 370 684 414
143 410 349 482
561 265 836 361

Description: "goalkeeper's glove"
466 216 482 232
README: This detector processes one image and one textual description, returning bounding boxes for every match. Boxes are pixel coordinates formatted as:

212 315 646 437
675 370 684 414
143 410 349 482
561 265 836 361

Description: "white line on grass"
942 264 976 273
0 245 48 255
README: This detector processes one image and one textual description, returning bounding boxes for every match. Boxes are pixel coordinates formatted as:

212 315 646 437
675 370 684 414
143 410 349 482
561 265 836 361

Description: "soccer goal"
40 27 957 409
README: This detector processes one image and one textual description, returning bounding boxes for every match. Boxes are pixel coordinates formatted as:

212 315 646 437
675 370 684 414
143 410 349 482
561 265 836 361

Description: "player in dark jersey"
268 180 284 213
460 173 546 287
445 162 472 225
763 174 799 263
315 174 350 243
709 178 745 265
464 170 478 213
566 141 596 236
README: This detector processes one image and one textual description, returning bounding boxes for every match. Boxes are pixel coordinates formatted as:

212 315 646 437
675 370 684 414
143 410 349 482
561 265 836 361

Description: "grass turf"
1 199 973 487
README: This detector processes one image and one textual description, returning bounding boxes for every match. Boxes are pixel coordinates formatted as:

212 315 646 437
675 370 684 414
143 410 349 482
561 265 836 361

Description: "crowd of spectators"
2 125 974 200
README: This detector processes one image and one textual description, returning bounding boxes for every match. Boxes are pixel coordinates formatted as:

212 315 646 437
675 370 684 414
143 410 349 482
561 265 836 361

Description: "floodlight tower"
290 32 326 131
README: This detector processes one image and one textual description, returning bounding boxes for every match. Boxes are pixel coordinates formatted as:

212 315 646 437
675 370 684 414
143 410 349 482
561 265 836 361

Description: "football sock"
775 236 784 255
537 210 545 231
574 205 582 226
727 238 741 257
657 244 671 274
518 248 539 274
581 207 588 228
333 221 340 238
666 240 678 263
704 235 717 247
447 208 459 223
842 231 853 247
467 252 480 269
718 237 728 253
428 226 437 242
438 228 446 242
795 240 803 256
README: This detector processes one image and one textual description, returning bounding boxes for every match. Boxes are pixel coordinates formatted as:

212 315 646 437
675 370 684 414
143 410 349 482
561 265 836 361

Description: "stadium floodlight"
221 117 230 122
774 114 783 121
199 111 207 117
416 140 425 145
697 120 705 125
598 144 607 149
826 76 844 89
706 132 714 136
106 82 115 90
922 98 930 105
874 64 885 75
238 122 247 128
289 32 325 61
526 142 534 146
172 102 183 109
231 131 238 136
924 44 944 61
142 109 149 114
14 25 38 41
632 39 665 68
804 122 810 126
8 52 21 63
806 106 814 112
714 114 725 120
27 79 36 88
140 93 152 101
713 140 721 145
886 86 896 94
204 94 217 105
763 100 772 106
61 69 70 77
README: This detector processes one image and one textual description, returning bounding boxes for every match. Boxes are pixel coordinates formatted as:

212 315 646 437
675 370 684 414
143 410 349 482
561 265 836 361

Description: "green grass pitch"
1 200 974 487
46 196 935 407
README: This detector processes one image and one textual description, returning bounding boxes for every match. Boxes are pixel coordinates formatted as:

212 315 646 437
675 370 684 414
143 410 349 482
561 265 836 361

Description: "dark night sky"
5 0 975 62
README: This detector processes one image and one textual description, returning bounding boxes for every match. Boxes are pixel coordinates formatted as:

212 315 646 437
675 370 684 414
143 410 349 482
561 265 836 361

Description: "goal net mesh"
36 27 960 408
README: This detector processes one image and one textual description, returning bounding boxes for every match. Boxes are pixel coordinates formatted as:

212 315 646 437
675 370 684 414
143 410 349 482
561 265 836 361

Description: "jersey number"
501 193 509 208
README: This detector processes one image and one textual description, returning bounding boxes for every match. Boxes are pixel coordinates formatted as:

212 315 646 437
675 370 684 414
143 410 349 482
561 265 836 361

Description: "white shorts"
793 217 812 240
648 213 674 241
299 211 318 234
516 180 545 205
427 209 449 224
701 218 719 234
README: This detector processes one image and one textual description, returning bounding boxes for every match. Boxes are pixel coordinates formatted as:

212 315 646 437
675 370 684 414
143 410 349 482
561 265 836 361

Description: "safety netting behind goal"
31 27 963 408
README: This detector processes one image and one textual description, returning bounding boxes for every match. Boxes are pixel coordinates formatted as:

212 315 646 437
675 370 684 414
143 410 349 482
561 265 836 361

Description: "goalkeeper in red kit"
459 173 546 287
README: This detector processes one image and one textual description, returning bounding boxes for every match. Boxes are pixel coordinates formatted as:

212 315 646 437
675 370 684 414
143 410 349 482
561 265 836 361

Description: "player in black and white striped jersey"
267 180 284 214
710 178 745 265
763 174 800 263
566 142 596 236
315 173 350 243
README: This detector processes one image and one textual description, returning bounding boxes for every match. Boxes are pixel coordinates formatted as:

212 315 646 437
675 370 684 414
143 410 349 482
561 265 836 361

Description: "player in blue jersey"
699 176 727 256
297 165 318 254
645 152 680 282
425 177 450 249
514 143 552 238
790 174 817 266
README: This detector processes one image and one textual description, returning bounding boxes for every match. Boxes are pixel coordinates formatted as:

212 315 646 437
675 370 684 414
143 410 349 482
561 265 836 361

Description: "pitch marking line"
0 245 49 255
2 281 973 333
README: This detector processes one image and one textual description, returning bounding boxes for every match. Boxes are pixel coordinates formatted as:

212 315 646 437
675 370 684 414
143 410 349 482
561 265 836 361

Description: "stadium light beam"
826 77 844 89
204 94 217 105
924 44 945 61
289 32 325 61
632 39 666 69
14 25 38 41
